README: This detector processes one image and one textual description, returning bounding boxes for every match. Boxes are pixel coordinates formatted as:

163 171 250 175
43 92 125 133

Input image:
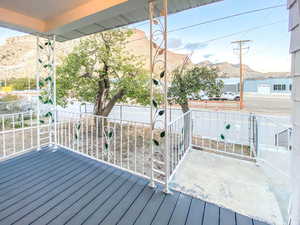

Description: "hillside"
198 60 290 79
0 29 189 79
0 29 289 80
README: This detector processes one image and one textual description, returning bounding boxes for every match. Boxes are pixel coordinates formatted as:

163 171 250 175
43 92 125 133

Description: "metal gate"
191 109 256 160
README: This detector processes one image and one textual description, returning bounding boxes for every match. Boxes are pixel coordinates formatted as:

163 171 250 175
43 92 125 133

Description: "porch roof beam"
0 0 222 41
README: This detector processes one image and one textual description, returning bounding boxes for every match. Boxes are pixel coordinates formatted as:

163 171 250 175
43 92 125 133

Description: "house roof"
0 0 221 42
0 147 269 225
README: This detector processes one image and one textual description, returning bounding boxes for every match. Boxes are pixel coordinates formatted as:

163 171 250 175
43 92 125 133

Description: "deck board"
185 198 205 225
0 147 270 225
151 191 180 225
98 179 148 225
168 194 192 225
203 203 220 225
236 213 254 225
220 208 236 225
133 187 166 225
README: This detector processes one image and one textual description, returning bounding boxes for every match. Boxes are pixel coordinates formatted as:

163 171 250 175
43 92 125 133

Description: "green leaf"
108 131 113 138
38 59 43 63
225 124 231 130
75 133 78 139
45 112 53 117
76 124 81 129
38 45 44 50
220 134 225 140
40 120 45 124
152 79 159 86
43 64 52 69
160 131 166 138
152 100 158 108
45 76 52 82
153 139 159 146
104 143 109 149
45 41 51 46
38 81 44 87
160 71 165 78
38 96 43 101
158 110 165 116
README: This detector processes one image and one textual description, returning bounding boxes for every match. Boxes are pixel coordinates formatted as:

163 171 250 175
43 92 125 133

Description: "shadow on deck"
0 147 269 225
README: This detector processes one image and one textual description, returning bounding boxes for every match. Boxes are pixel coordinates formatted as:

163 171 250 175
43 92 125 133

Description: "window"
274 84 280 91
273 84 287 91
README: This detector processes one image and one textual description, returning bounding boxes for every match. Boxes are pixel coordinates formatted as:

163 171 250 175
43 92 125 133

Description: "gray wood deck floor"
0 147 269 225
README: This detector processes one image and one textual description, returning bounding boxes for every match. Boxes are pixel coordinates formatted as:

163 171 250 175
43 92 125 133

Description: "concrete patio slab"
169 150 284 225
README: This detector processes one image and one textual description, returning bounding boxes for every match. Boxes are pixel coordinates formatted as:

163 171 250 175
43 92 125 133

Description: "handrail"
168 111 191 127
58 109 152 126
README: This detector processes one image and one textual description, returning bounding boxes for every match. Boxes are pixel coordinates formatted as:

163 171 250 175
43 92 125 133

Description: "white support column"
148 0 155 188
36 35 57 149
288 0 300 224
148 0 169 192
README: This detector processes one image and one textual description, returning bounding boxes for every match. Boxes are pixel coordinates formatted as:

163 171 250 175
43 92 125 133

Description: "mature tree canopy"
56 29 151 116
168 65 224 112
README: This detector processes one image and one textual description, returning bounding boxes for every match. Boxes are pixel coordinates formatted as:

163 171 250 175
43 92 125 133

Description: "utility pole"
232 40 251 110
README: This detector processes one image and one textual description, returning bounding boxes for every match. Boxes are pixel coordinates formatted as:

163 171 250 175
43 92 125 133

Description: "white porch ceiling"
0 0 222 42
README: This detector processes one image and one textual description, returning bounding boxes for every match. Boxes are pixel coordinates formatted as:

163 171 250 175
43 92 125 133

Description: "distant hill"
198 60 290 79
0 29 189 79
0 30 289 80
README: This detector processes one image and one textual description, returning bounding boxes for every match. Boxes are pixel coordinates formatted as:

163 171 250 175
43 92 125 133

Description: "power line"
132 4 285 30
169 20 286 51
127 4 286 43
170 4 285 34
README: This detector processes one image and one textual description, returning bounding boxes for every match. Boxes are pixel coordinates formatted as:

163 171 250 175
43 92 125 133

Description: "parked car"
221 92 240 101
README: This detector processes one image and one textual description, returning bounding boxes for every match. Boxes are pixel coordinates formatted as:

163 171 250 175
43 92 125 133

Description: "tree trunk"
180 101 189 114
94 88 126 117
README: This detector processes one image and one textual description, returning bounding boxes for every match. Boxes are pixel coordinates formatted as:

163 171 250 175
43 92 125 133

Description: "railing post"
36 36 41 151
148 0 155 189
163 0 170 193
189 111 193 150
53 35 58 149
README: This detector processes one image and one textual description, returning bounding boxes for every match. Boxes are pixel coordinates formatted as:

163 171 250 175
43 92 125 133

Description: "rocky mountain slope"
0 29 189 79
198 60 290 79
0 29 289 80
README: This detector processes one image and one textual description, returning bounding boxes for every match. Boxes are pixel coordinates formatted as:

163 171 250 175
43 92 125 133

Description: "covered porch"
0 0 296 224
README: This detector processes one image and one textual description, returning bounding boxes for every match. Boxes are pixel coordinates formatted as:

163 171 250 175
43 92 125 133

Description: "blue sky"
0 0 289 72
131 0 289 72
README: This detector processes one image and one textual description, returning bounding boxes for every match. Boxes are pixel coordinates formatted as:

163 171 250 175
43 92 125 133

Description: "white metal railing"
0 111 51 159
191 109 257 159
64 102 293 160
167 111 192 182
55 110 168 183
256 115 292 177
1 104 292 193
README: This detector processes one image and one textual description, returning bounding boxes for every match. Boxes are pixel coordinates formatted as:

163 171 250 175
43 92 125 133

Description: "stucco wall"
288 0 300 224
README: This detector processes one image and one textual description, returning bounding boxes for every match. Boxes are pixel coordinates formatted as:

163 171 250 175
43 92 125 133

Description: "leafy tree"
168 65 224 113
56 29 151 116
